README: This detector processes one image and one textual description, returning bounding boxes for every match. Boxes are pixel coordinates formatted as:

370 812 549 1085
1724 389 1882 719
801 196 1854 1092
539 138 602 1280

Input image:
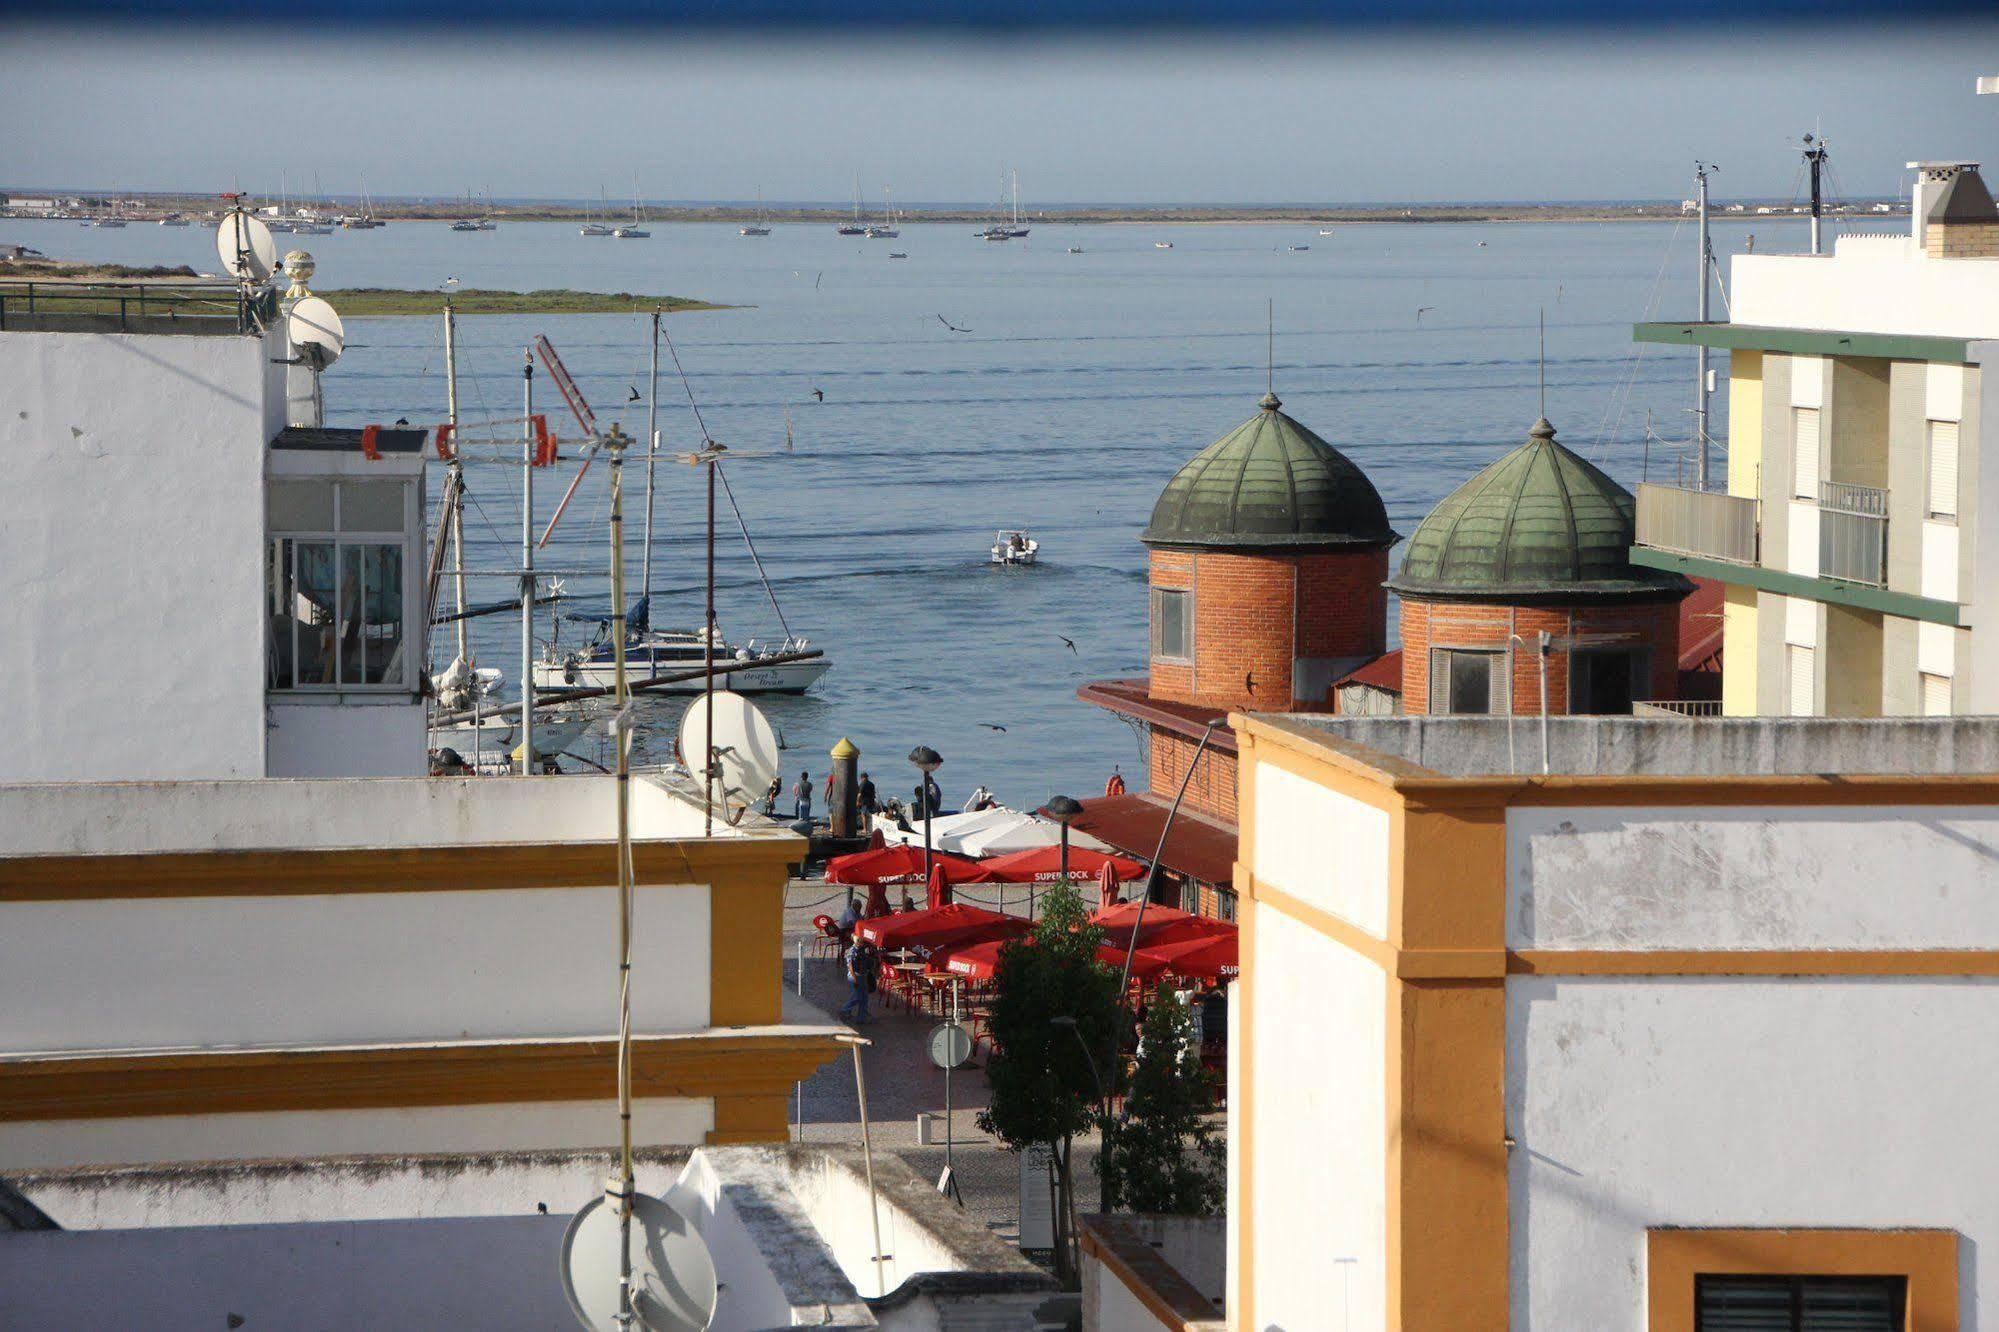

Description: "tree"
1096 981 1226 1216
976 879 1120 1286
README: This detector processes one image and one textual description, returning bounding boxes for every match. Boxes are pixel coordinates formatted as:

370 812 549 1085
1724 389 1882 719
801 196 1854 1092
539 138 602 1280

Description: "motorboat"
888 252 908 260
1154 241 1174 249
535 623 830 694
991 529 1039 566
1319 228 1337 236
1288 244 1310 251
1067 246 1084 254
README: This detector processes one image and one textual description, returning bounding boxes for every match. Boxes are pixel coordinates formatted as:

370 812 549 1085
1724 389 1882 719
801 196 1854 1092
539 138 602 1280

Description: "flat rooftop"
0 278 271 337
1254 715 1999 780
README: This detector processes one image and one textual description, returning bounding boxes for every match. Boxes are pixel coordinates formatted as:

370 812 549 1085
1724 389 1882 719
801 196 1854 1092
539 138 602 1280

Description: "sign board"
1017 1143 1056 1251
927 1022 974 1070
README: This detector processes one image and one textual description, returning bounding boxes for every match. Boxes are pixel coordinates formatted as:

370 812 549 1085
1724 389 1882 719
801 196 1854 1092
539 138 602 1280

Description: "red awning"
825 844 985 888
968 845 1147 885
1068 793 1237 888
854 902 1031 953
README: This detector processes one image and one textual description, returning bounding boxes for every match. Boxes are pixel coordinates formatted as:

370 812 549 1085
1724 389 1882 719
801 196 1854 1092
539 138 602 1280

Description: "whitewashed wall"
1249 905 1386 1330
0 1097 713 1171
1733 250 1999 341
1508 804 1999 949
0 327 280 780
1252 762 1390 936
1508 976 1996 1329
266 698 427 777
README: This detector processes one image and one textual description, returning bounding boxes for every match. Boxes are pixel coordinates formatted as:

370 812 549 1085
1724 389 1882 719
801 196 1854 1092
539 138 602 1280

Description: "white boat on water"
740 188 772 236
431 711 593 774
991 529 1039 566
535 622 829 694
616 181 651 238
1154 241 1174 249
1319 228 1337 236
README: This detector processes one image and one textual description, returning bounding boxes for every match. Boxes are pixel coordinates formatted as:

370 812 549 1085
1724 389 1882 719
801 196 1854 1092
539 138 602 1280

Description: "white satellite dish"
287 296 345 370
215 210 276 283
676 690 780 806
559 1190 718 1332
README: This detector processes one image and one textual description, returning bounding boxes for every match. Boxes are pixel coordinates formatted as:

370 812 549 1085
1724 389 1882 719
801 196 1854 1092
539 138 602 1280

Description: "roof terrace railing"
1634 482 1760 566
0 280 276 335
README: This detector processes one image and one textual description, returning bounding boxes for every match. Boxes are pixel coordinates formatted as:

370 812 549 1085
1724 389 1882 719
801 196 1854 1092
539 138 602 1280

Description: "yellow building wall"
1721 350 1764 716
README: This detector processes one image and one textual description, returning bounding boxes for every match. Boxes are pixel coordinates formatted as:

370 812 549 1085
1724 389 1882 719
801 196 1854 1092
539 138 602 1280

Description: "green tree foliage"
976 880 1121 1284
1097 981 1226 1216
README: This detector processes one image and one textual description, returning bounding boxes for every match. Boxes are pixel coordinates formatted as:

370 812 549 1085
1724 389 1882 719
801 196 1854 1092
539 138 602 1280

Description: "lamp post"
1043 794 1084 922
1052 1015 1108 1214
909 745 943 904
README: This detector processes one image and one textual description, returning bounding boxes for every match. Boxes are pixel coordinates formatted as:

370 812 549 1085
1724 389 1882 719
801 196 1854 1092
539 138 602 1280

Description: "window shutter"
1793 407 1821 500
1928 420 1960 518
1798 1277 1902 1332
1788 644 1816 716
1922 671 1952 717
1698 1276 1794 1331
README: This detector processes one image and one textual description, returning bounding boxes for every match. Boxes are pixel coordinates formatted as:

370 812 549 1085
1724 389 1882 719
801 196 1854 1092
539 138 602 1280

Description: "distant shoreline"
2 193 1906 229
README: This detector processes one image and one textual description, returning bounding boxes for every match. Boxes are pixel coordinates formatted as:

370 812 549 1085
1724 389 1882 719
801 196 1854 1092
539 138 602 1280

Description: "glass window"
1571 647 1647 715
267 479 412 692
1435 648 1504 714
1152 587 1192 662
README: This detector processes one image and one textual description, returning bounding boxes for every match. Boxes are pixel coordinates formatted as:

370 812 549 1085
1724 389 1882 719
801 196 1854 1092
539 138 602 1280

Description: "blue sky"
3 22 1993 203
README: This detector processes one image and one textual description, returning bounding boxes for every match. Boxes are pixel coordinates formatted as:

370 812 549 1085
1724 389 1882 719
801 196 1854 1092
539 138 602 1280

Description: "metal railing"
1819 481 1888 587
0 280 274 334
1634 482 1759 565
1634 699 1724 719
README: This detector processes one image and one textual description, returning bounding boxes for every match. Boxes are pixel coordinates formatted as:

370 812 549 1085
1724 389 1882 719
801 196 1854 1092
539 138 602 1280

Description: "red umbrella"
1095 860 1122 909
863 882 892 918
926 862 951 911
940 937 1171 985
855 902 1031 954
1138 930 1240 982
825 843 983 888
969 845 1145 886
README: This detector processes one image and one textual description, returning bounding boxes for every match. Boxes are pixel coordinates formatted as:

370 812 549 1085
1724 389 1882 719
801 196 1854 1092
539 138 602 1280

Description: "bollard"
829 737 860 839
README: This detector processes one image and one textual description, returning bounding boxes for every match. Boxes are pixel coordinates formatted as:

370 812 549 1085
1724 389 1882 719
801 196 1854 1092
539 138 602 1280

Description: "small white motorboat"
1154 241 1174 249
1067 246 1084 254
991 529 1039 566
1319 228 1337 236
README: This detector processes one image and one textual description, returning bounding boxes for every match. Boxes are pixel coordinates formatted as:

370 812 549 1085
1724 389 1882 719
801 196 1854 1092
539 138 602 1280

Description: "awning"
1068 793 1237 889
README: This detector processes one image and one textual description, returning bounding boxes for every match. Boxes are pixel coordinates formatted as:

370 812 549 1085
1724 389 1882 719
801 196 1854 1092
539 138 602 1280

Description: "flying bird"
979 722 1008 732
627 386 641 402
1057 634 1078 654
1416 307 1436 324
812 388 824 402
938 315 971 333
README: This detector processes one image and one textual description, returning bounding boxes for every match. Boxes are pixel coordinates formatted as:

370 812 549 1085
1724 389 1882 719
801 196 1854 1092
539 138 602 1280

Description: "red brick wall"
1147 546 1389 712
1399 596 1683 715
1150 730 1238 823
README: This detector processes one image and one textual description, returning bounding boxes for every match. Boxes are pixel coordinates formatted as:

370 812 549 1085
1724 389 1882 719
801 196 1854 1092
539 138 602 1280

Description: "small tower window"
267 480 416 693
1433 648 1506 715
1152 587 1192 663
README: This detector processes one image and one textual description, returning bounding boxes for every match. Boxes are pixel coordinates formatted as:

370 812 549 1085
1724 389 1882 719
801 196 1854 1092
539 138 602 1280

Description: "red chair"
811 914 843 959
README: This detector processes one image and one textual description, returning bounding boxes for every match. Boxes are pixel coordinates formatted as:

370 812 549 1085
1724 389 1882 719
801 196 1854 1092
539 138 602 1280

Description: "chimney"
1907 161 1982 250
1915 163 1999 259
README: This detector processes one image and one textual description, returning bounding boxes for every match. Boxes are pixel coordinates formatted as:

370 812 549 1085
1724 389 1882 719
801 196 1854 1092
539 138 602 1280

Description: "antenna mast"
1537 308 1546 419
1695 160 1715 491
1802 134 1829 256
520 348 537 775
1267 299 1274 395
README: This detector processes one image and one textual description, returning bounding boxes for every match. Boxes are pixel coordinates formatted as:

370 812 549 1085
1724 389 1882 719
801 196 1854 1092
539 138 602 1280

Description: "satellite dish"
215 210 276 282
676 690 780 806
559 1190 718 1332
288 296 345 369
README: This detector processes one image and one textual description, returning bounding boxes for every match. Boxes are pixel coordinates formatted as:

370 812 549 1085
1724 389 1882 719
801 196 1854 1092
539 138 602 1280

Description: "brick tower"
1387 416 1693 716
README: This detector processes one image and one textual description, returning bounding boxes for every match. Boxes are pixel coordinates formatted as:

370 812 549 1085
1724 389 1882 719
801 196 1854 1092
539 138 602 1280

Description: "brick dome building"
1386 416 1693 716
1073 390 1397 917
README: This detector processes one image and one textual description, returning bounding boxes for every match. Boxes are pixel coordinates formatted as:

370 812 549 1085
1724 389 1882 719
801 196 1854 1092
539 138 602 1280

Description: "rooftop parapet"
0 278 274 335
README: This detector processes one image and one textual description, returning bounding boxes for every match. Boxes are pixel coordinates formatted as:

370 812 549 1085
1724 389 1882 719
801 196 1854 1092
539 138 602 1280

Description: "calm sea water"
21 215 1788 805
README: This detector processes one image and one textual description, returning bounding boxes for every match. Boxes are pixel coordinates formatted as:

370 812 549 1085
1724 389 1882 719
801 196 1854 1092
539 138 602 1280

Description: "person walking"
857 772 878 817
839 936 874 1023
792 770 813 822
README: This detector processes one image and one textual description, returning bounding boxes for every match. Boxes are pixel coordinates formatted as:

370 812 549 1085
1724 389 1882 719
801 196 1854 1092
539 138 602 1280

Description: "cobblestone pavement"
779 879 1103 1245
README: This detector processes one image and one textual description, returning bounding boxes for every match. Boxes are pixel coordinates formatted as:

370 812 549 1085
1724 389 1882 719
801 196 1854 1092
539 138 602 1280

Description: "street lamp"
1043 794 1085 920
908 745 943 904
1052 1015 1109 1214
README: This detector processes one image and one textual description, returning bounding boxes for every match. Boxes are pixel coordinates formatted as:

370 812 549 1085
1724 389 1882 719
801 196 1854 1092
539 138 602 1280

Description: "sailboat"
835 174 866 235
977 168 1031 240
615 183 651 239
341 178 385 228
864 188 900 239
740 188 772 237
581 186 614 236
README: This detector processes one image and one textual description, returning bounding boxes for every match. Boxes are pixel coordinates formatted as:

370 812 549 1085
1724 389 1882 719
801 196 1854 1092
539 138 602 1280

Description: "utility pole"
520 348 537 775
1803 134 1829 256
1694 161 1715 491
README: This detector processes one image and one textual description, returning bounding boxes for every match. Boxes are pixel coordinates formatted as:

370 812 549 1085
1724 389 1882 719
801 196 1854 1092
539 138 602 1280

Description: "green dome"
1142 393 1397 550
1387 417 1692 600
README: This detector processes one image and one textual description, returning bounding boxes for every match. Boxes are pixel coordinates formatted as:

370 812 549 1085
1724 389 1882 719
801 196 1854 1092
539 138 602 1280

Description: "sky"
3 21 1994 205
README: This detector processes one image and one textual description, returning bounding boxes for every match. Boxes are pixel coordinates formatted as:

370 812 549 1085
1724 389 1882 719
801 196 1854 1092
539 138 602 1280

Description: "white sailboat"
864 187 900 239
615 183 651 239
740 188 771 236
581 186 614 236
836 174 866 235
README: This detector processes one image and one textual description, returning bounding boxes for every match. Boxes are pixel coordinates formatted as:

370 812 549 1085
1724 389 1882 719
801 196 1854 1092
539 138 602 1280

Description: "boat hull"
531 656 830 694
430 713 591 770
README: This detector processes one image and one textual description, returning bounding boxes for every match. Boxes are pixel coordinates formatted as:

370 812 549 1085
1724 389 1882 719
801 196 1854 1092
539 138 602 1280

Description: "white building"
0 277 430 781
1632 161 1999 716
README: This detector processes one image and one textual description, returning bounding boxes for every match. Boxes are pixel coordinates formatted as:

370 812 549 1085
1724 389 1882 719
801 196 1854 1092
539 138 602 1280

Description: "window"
1793 407 1822 500
268 480 414 692
1695 1275 1904 1332
1927 420 1960 520
1570 647 1648 715
1433 648 1505 714
1788 643 1817 716
1922 671 1952 718
1151 587 1192 662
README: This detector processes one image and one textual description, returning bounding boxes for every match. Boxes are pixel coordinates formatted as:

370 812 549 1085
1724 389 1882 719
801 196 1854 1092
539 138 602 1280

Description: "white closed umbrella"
954 811 1112 858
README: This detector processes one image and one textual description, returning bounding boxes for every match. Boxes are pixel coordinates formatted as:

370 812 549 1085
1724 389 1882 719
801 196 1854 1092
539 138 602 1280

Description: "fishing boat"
740 188 772 236
991 529 1039 566
836 175 866 235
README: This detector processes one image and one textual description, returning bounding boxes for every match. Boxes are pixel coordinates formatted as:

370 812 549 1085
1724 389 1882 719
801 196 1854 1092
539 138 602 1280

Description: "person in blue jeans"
792 770 813 822
839 940 872 1023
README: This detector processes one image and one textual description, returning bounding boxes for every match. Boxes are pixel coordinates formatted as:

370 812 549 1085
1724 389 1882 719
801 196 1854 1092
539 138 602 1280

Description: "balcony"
1633 699 1724 719
1819 482 1888 587
1634 483 1759 566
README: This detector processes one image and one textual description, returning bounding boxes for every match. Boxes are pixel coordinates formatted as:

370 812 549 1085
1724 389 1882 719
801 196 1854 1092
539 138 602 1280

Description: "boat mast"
643 311 660 672
445 298 469 665
521 348 537 775
703 457 717 835
1694 161 1714 491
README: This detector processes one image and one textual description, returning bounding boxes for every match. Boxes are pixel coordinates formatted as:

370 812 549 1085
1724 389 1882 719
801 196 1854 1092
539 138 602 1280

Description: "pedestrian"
923 772 943 816
824 769 835 807
897 887 916 913
792 769 813 822
858 772 878 817
839 936 875 1023
762 775 782 817
963 783 994 813
835 893 861 945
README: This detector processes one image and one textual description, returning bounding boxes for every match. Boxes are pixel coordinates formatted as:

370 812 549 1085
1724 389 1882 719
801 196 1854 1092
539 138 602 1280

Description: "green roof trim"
1142 392 1397 549
1633 321 1969 364
1630 546 1962 626
1388 417 1692 601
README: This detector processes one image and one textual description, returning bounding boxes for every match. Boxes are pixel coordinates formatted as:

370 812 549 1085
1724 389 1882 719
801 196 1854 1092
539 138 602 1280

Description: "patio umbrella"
941 937 1171 985
825 843 983 888
953 811 1115 858
1091 900 1235 950
1095 859 1122 908
926 862 952 911
966 845 1145 886
855 902 1032 954
1138 929 1240 983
